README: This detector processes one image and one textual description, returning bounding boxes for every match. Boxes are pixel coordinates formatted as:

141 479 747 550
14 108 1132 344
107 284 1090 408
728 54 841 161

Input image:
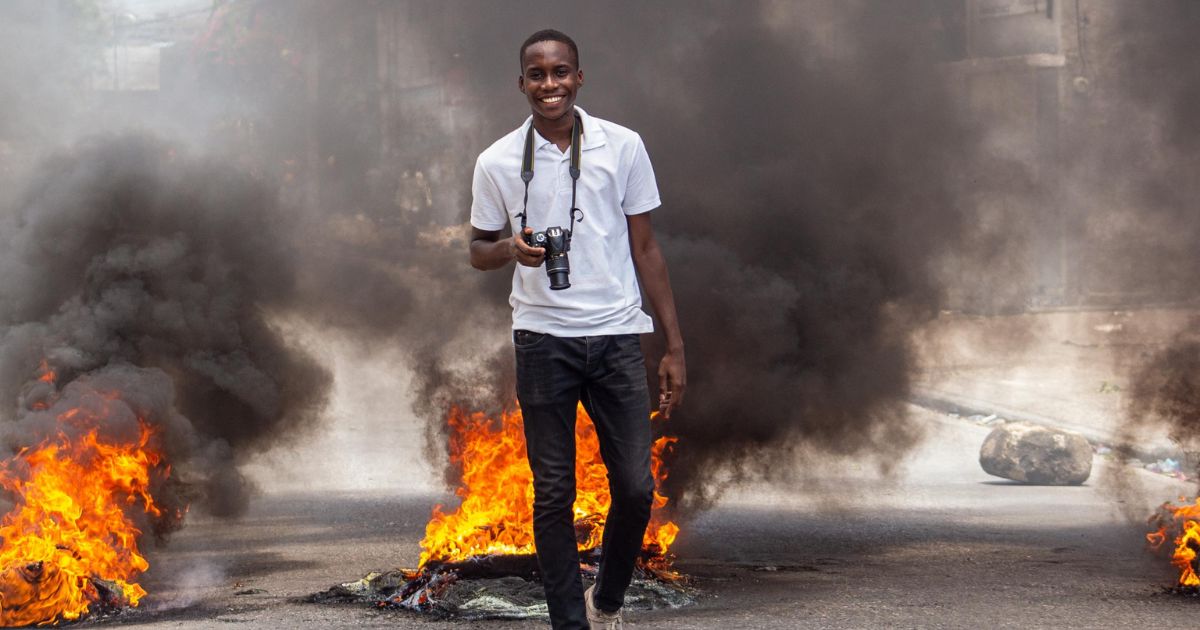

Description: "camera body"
524 225 572 290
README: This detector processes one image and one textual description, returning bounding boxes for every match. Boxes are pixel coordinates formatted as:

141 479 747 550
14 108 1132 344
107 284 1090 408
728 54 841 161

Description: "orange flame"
0 405 171 625
36 360 55 385
418 404 679 568
1148 498 1200 587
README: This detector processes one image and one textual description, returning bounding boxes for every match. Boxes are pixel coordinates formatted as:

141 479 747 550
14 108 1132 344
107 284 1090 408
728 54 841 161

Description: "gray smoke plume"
0 1 467 530
617 3 972 508
1063 1 1200 302
2 0 1196 546
1095 2 1200 467
0 133 332 520
393 0 984 511
0 1 989 524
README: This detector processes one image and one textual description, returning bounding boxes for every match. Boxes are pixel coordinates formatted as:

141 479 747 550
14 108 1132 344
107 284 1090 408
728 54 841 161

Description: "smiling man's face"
518 40 583 123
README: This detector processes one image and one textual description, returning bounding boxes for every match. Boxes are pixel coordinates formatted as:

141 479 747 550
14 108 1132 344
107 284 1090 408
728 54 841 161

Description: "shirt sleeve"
470 156 508 231
622 135 662 215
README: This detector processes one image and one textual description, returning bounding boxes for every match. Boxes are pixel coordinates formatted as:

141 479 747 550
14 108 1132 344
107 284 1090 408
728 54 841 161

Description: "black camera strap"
518 110 584 232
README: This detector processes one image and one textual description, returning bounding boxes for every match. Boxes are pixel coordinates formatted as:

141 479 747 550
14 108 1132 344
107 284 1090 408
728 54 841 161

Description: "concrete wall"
941 0 1070 311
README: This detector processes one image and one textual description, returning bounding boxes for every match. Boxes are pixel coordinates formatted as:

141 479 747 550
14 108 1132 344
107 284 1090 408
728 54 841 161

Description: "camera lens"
546 254 570 290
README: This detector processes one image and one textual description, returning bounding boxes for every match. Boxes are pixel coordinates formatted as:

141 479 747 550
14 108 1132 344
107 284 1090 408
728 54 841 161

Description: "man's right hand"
512 228 546 267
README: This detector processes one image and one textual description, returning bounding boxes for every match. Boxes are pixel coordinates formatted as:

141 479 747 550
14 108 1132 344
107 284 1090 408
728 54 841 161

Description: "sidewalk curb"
909 387 1177 464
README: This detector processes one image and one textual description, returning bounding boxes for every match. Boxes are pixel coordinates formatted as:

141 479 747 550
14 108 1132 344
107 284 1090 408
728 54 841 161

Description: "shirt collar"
522 106 608 152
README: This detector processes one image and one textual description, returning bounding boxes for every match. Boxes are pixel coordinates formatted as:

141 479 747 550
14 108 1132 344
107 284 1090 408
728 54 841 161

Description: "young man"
468 29 686 630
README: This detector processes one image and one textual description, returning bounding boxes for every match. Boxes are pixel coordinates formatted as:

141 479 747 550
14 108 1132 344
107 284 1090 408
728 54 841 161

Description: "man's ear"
577 69 584 88
518 75 526 94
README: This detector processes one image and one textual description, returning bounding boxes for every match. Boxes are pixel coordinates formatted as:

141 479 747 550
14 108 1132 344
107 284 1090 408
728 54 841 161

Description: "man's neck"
532 110 576 152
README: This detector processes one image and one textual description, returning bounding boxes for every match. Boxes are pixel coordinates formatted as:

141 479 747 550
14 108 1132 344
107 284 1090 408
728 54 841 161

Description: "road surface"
101 406 1200 629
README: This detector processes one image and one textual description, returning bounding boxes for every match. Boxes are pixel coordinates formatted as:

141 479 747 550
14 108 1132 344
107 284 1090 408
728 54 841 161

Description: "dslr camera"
524 225 573 290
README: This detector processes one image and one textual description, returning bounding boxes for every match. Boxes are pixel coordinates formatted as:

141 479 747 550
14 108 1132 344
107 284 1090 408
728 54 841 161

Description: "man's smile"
519 40 582 124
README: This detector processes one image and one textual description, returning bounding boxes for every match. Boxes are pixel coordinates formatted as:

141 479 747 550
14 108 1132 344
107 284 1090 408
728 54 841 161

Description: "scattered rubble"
979 422 1093 485
1159 585 1200 598
1146 458 1188 480
308 557 695 621
962 413 1005 427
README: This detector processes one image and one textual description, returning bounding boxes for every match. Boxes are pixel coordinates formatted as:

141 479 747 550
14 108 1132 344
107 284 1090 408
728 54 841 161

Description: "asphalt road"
94 407 1200 629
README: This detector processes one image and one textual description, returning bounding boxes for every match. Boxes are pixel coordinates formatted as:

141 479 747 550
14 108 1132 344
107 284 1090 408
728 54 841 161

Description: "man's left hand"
657 347 687 419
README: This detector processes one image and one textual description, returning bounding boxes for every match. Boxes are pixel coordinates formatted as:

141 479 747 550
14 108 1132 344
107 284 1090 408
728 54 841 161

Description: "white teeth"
541 96 564 103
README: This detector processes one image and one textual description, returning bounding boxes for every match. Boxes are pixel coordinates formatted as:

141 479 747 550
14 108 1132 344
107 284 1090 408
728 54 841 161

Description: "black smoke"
624 5 970 507
0 1 985 524
1095 2 1200 459
0 134 331 519
1064 1 1200 302
398 1 981 511
0 1 471 528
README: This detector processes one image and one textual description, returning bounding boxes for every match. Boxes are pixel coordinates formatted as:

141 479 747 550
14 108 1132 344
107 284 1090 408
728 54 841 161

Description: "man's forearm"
633 243 684 350
470 237 515 270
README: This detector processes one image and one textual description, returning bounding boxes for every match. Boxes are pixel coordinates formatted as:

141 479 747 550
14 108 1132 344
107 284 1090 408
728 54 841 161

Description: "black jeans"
514 330 655 630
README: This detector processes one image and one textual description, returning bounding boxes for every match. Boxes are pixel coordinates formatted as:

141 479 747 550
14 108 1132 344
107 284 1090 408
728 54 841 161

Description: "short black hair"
519 29 579 68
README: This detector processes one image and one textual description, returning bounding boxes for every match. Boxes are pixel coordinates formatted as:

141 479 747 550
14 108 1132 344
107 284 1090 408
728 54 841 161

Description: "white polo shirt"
471 107 660 337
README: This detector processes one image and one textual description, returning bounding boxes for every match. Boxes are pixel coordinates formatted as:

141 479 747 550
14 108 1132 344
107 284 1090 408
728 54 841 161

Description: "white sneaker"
584 584 623 630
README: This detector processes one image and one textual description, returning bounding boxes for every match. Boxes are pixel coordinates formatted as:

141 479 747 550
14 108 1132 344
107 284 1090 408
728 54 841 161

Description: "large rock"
979 422 1092 485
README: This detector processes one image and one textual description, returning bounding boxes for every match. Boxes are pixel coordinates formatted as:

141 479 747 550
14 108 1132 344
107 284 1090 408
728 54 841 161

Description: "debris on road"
307 564 694 621
979 422 1092 485
1145 458 1188 480
961 413 1005 427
